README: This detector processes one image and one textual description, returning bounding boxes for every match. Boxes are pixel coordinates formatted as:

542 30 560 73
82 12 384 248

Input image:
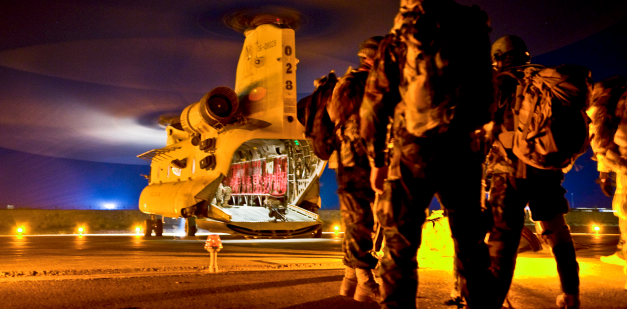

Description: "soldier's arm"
360 35 402 168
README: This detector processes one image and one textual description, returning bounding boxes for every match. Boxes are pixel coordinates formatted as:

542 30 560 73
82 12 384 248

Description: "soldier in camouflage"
360 1 498 308
587 76 627 289
486 35 582 309
327 36 384 303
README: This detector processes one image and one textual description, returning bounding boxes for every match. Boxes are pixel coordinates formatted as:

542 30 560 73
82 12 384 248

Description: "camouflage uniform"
360 1 498 308
329 69 378 270
486 57 582 306
587 77 627 272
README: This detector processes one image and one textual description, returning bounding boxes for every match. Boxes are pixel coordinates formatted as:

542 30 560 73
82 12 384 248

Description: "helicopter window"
172 166 181 177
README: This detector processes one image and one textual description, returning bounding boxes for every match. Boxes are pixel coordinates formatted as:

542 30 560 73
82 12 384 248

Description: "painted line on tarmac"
0 264 345 283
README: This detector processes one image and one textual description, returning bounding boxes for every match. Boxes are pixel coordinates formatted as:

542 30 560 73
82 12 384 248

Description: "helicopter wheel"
144 219 153 237
185 217 197 237
155 219 163 237
313 228 322 238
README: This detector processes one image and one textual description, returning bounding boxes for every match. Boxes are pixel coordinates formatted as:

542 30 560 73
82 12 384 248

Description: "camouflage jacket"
328 68 370 169
587 78 627 173
360 2 493 168
359 34 403 168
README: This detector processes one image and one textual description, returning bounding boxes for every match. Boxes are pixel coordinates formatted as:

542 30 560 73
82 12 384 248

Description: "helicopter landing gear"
185 217 197 237
144 219 153 237
144 215 164 237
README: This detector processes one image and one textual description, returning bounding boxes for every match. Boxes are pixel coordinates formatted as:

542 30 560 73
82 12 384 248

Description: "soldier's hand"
597 172 613 197
370 166 388 195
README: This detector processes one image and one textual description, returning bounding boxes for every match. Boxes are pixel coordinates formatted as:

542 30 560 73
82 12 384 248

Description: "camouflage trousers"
487 168 579 303
377 132 498 309
620 217 627 260
612 171 627 260
336 164 378 269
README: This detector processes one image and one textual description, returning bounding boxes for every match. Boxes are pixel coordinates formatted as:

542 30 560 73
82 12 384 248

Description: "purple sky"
0 1 625 210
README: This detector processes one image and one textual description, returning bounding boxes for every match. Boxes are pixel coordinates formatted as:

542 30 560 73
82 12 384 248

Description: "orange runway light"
16 226 25 234
78 227 85 234
205 235 223 273
135 226 142 234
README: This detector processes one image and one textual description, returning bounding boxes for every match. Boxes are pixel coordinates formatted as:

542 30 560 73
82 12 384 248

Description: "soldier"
360 1 498 308
587 76 627 289
305 36 384 302
327 35 384 303
486 35 586 308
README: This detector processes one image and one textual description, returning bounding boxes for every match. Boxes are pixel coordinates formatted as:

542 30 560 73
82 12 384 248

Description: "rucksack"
396 2 494 137
304 72 338 160
512 65 592 171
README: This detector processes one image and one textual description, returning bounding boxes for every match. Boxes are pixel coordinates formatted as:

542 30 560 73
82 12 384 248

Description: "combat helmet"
357 36 384 70
491 35 531 71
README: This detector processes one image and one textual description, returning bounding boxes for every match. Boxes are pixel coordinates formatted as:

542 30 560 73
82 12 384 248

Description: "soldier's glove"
596 172 614 197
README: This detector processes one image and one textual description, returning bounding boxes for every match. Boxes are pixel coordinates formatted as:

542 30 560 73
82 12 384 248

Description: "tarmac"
0 233 625 308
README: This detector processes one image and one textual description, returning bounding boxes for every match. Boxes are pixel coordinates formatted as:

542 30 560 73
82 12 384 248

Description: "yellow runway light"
16 226 25 234
135 226 142 234
593 225 600 234
78 227 85 234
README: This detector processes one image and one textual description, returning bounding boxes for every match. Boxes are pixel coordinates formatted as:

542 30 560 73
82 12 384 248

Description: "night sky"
0 1 625 210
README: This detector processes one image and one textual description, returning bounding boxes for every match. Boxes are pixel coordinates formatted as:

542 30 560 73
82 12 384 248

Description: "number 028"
285 46 293 90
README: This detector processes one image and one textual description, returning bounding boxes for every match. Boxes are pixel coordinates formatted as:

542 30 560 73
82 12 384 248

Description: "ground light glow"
16 226 25 234
135 226 142 234
78 227 85 234
104 203 116 210
593 225 600 234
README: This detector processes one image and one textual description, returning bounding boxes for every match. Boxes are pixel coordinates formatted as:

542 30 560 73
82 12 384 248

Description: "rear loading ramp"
198 204 322 237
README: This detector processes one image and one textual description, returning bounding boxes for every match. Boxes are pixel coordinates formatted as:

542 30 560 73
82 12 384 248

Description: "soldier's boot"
339 267 357 297
354 268 381 303
556 293 580 309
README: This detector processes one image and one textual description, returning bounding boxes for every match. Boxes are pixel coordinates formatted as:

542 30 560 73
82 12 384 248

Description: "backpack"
397 2 494 137
304 72 338 160
512 65 592 170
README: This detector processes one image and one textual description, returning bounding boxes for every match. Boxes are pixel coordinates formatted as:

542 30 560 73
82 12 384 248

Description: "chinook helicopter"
137 15 324 238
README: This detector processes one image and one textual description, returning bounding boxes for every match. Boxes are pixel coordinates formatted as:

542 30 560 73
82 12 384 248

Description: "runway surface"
0 233 625 308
